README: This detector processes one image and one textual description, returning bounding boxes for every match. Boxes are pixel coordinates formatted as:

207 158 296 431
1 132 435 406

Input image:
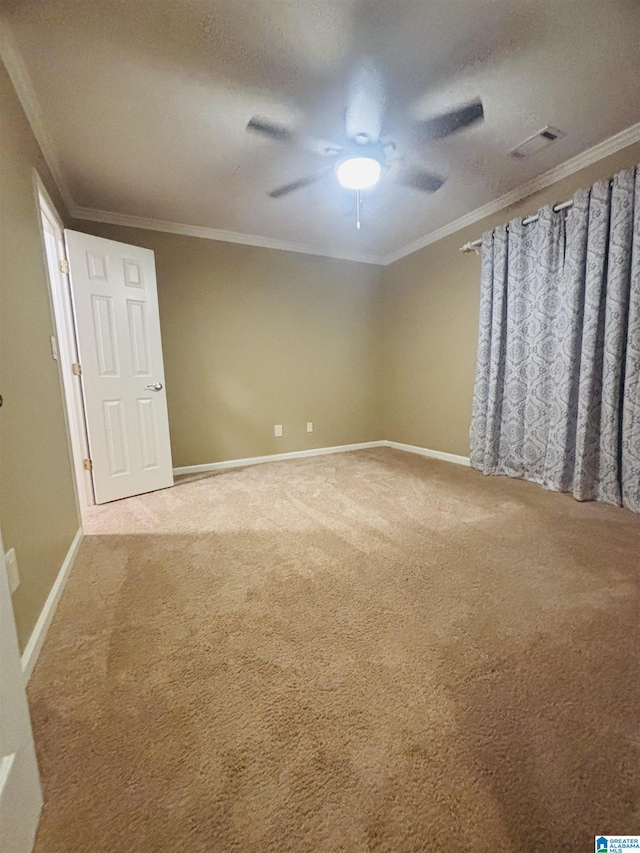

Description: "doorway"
36 175 95 510
37 175 174 506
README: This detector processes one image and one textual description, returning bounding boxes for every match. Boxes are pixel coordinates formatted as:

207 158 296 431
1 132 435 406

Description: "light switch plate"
307 422 313 432
274 424 283 437
5 548 19 593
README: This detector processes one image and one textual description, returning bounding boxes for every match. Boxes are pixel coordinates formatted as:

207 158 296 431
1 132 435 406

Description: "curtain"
470 166 640 512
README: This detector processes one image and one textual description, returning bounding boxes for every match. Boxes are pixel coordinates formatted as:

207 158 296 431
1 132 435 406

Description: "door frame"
0 530 43 853
34 172 95 509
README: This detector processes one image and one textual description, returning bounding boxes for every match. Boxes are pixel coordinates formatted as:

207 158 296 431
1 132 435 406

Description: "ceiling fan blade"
268 169 331 198
415 98 484 140
396 166 446 194
247 117 293 143
345 57 385 145
247 116 343 157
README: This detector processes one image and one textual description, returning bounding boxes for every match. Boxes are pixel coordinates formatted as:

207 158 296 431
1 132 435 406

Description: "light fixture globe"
336 156 381 190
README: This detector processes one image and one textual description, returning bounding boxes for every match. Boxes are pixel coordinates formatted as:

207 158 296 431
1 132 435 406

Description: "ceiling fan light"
336 157 381 190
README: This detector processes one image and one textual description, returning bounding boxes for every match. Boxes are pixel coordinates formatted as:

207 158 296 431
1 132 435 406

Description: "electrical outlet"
274 424 283 437
5 548 19 593
307 422 313 433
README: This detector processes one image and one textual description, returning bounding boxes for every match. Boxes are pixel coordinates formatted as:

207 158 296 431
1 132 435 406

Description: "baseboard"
385 440 471 467
174 439 471 476
173 441 388 476
21 527 83 683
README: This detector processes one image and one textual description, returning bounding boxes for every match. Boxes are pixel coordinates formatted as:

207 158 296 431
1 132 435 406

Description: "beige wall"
70 223 386 467
382 141 640 457
0 58 80 651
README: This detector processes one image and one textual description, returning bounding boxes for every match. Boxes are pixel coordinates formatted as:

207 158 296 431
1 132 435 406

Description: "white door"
65 231 174 504
0 536 43 853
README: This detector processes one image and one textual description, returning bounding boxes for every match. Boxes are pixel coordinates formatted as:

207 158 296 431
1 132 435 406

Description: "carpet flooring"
28 448 640 852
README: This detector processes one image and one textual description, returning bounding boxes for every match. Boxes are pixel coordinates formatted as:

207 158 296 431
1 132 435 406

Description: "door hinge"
58 259 69 275
83 458 93 471
71 363 82 376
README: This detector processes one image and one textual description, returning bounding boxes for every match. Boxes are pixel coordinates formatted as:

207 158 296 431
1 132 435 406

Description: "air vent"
510 126 565 160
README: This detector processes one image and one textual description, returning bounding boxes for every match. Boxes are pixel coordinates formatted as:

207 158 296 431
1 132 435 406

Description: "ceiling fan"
246 59 484 216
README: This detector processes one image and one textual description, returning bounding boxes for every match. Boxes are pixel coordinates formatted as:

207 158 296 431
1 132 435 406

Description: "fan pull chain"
356 189 362 230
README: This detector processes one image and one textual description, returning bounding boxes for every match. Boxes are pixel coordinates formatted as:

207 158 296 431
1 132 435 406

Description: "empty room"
1 2 639 851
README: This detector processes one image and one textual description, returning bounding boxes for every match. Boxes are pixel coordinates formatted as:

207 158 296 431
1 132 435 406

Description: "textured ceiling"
2 0 640 260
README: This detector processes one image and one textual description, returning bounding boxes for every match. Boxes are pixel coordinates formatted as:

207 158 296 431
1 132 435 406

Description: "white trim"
21 528 83 683
0 25 76 214
385 440 470 467
174 439 471 476
173 441 387 476
70 206 387 266
35 172 64 231
35 172 96 510
384 122 640 264
0 753 16 798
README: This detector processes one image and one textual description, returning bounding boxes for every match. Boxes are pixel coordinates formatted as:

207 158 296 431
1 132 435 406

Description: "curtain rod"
459 198 575 255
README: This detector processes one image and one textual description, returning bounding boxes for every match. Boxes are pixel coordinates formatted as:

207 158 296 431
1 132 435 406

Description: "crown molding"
71 205 387 265
0 23 76 215
383 121 640 265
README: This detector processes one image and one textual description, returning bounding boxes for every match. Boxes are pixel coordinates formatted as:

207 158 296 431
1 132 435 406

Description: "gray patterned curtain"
470 166 640 512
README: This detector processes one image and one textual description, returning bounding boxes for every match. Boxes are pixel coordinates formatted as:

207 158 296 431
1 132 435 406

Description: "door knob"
145 383 163 392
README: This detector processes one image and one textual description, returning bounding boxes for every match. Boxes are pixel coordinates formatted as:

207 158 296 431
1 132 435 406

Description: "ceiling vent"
510 126 565 160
